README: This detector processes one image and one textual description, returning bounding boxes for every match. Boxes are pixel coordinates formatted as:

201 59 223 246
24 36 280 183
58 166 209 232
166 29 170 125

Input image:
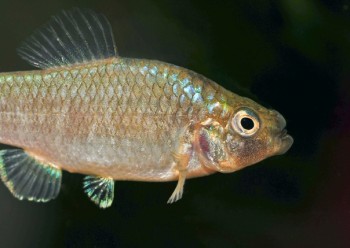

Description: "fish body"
0 9 293 207
0 57 226 181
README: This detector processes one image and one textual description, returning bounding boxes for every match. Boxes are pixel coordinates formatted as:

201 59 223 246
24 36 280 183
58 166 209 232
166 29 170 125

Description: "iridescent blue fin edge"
83 175 114 208
0 149 62 202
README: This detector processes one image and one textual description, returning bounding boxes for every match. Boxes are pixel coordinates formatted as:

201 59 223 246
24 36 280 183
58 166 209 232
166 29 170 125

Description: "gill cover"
196 120 234 172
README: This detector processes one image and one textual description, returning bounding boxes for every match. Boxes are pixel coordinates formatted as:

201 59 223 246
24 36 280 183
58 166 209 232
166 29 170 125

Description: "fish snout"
269 110 286 130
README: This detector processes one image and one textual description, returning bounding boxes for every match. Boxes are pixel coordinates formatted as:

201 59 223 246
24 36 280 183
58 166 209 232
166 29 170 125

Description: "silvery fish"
0 9 293 208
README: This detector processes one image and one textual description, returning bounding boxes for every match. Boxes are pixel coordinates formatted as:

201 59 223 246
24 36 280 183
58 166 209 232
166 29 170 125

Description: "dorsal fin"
17 8 118 69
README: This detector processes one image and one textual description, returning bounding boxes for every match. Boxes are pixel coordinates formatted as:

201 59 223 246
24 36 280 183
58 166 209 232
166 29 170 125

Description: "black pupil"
241 117 254 130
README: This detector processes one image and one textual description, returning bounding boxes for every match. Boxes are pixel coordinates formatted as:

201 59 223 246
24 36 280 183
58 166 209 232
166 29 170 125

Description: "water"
0 0 349 247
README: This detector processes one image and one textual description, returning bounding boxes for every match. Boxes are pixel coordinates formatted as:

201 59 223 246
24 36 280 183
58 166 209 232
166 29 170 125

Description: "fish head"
196 97 293 173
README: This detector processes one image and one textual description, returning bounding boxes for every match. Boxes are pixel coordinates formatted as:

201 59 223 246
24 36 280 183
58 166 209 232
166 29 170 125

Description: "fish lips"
275 129 294 155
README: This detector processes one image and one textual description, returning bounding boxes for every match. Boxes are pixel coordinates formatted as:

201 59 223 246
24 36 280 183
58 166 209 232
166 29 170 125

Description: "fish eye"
231 108 260 137
240 117 254 130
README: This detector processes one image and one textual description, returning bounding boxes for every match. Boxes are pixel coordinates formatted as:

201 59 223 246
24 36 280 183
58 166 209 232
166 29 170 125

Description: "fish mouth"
275 129 293 155
279 129 288 138
270 111 293 155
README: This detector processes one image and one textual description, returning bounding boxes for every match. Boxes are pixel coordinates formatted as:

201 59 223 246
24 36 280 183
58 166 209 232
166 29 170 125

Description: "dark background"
0 0 349 247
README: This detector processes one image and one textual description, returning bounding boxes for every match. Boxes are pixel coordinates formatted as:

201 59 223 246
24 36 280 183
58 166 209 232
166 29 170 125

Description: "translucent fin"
0 149 62 202
83 176 114 208
167 170 186 204
17 8 118 69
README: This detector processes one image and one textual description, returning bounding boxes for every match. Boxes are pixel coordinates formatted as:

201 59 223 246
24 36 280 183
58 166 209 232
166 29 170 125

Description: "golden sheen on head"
194 97 293 174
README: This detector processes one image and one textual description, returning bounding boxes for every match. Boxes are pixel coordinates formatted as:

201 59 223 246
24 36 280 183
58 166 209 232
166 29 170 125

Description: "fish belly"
0 57 217 181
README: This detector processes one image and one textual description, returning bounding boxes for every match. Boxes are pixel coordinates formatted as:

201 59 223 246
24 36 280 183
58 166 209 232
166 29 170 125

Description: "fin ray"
79 11 100 60
17 8 118 69
57 12 86 61
15 159 35 194
21 161 38 197
64 11 94 60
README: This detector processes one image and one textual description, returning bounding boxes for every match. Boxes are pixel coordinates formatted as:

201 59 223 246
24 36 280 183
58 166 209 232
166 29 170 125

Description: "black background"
0 0 349 247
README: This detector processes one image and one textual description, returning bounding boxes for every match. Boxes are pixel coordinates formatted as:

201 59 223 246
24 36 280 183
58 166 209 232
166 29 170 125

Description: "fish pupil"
241 117 254 130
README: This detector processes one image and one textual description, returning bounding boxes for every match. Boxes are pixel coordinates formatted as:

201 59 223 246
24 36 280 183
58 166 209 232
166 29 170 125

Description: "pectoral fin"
83 176 114 208
167 122 194 204
0 149 62 202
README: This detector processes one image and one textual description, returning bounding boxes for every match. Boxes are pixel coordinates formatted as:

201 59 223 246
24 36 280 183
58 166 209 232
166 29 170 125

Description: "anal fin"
83 176 114 208
0 149 62 202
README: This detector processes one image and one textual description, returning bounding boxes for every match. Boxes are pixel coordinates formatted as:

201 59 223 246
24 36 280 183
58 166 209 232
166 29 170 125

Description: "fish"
0 8 293 208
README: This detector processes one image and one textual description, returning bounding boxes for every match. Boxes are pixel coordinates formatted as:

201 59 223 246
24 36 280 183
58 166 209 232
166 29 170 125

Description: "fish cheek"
226 133 268 168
